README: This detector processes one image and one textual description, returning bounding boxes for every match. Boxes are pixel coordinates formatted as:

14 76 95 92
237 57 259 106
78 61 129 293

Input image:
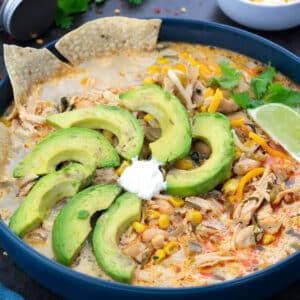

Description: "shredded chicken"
140 119 161 142
185 197 223 216
234 225 256 249
193 252 236 268
232 130 259 153
273 186 300 205
257 204 281 234
0 209 12 221
92 168 119 185
233 157 262 176
233 170 276 226
24 228 48 244
217 94 239 114
18 106 46 124
167 69 194 110
191 80 205 106
102 90 120 105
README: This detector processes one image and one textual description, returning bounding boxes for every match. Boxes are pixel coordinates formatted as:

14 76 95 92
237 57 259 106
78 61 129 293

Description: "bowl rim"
0 16 300 295
238 0 300 8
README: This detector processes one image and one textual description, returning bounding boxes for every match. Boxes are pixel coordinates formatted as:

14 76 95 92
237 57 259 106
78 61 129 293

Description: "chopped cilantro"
230 63 300 109
266 83 300 106
55 9 74 29
57 0 89 14
55 0 143 29
128 0 143 4
250 63 275 99
208 61 242 89
230 92 264 109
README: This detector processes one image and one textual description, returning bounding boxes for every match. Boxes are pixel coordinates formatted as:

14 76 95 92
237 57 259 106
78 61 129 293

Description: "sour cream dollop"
118 158 167 200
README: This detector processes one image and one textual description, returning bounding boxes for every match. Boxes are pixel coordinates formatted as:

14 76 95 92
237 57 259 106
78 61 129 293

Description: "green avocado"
52 184 122 266
92 192 142 284
166 112 235 196
119 84 192 164
13 127 120 178
9 163 95 237
46 104 144 160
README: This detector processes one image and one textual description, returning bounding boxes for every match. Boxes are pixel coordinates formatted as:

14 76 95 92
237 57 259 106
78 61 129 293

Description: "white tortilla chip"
3 44 70 106
0 123 9 169
55 17 161 65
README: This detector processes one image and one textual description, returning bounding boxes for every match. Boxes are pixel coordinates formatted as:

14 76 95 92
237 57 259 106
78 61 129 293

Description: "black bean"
190 151 200 164
195 88 202 95
60 97 69 112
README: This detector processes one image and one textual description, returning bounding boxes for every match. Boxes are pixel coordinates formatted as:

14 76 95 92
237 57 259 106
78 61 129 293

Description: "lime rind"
248 103 300 162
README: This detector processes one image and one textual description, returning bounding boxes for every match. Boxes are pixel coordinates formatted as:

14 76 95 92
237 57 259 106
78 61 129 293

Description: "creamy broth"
1 43 300 287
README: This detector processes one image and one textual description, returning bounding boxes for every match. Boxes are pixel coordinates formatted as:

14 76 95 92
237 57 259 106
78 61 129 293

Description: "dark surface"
0 0 300 299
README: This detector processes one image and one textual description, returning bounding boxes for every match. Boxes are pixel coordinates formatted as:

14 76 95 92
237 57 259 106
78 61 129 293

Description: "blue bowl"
0 18 300 300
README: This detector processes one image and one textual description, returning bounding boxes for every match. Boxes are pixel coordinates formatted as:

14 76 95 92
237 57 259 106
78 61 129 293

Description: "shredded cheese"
248 132 289 159
230 118 246 127
208 88 223 113
236 167 265 201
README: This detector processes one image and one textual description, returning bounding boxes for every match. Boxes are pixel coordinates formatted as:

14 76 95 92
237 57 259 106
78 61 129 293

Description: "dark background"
0 0 300 299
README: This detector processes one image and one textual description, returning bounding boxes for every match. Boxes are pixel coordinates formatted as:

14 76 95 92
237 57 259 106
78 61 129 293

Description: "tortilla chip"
55 17 162 65
0 123 9 168
3 44 70 106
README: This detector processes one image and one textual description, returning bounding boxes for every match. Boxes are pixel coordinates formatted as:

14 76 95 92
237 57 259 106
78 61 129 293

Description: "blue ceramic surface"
0 18 300 300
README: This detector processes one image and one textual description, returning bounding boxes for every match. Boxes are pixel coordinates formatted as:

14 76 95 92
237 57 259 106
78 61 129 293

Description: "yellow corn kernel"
175 63 187 74
102 130 114 143
295 216 300 226
145 209 160 221
116 160 131 176
132 221 147 233
162 65 172 73
199 63 212 80
0 117 11 127
204 87 214 98
147 65 161 74
163 241 179 256
144 113 154 122
188 56 199 67
175 158 193 170
213 64 222 76
175 72 188 87
158 214 170 229
222 178 239 195
208 88 223 113
262 234 275 245
181 52 190 59
228 195 236 203
143 77 155 85
186 210 202 224
244 140 256 147
157 55 170 65
230 118 246 127
152 249 166 264
199 105 207 113
168 196 185 207
235 146 242 160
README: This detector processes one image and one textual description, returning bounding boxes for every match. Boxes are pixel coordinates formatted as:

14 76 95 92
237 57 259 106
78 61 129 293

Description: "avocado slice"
166 112 234 196
46 104 144 160
13 127 120 178
92 192 142 283
9 163 95 237
120 84 192 164
52 184 122 266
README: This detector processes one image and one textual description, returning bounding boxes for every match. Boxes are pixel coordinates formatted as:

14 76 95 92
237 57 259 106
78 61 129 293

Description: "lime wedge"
248 103 300 162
